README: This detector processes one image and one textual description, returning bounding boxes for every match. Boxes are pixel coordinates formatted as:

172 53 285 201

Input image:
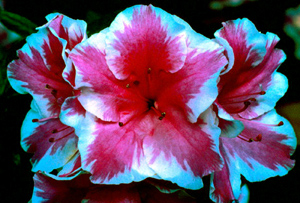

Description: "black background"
1 0 299 202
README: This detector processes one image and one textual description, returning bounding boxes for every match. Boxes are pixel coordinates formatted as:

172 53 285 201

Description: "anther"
238 134 262 143
119 122 124 127
48 130 74 143
51 126 69 134
147 68 152 74
278 121 284 126
32 115 58 123
126 84 130 88
133 80 140 86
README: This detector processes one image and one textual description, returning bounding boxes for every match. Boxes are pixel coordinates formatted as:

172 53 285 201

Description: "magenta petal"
222 109 296 182
75 112 155 185
32 172 91 203
143 107 222 189
70 32 148 122
21 107 78 172
215 18 288 119
105 5 188 80
44 13 87 50
7 28 72 116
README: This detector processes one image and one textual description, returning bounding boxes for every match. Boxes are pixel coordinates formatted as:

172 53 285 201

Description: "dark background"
1 0 299 202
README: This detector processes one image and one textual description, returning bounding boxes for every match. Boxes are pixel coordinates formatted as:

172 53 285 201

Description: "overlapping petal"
32 172 196 203
7 13 87 174
21 102 78 172
210 109 296 202
215 18 287 119
67 4 227 189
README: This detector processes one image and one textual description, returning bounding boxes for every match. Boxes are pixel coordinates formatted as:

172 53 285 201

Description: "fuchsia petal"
32 172 92 203
73 112 156 185
21 104 78 172
210 109 295 202
44 13 87 51
7 27 72 117
105 5 187 80
222 109 296 182
215 18 288 119
143 107 222 190
70 31 148 123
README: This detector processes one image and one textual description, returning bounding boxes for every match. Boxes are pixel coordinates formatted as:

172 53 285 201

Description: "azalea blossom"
209 18 297 202
62 4 228 189
7 13 87 175
32 171 196 203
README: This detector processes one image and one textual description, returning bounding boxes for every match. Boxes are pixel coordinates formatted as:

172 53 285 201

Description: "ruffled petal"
21 104 78 172
7 27 72 117
73 112 156 185
43 13 87 51
32 172 92 203
69 31 147 123
215 18 287 119
143 107 222 190
221 109 296 183
105 5 188 80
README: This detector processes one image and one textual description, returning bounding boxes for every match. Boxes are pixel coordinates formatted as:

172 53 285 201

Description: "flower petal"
215 19 287 119
105 5 188 80
69 31 148 122
43 13 87 51
143 107 222 190
221 109 296 183
21 103 78 172
73 112 156 185
7 27 72 117
32 171 91 203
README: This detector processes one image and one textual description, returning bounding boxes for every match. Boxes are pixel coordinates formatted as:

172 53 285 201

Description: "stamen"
159 112 166 120
49 130 74 143
133 80 140 86
51 126 70 134
119 122 124 127
225 90 266 100
237 134 262 143
32 115 58 123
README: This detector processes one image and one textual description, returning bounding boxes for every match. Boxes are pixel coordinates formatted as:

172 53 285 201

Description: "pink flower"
209 18 297 202
63 5 228 189
32 171 196 203
7 13 87 175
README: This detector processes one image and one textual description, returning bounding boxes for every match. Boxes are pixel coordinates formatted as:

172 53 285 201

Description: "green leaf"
0 7 37 37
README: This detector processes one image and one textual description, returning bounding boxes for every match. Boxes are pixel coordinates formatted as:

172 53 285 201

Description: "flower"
209 18 297 202
32 171 196 203
62 4 228 189
7 13 87 175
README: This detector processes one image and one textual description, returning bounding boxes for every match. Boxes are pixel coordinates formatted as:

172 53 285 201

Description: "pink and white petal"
157 41 227 123
105 5 187 80
143 107 222 190
223 109 296 183
60 96 86 127
83 184 141 203
209 144 242 203
70 31 146 122
7 28 72 117
238 184 250 203
75 112 156 185
32 171 91 203
215 18 267 69
212 37 235 75
21 107 78 172
238 72 288 119
57 152 82 178
43 13 87 50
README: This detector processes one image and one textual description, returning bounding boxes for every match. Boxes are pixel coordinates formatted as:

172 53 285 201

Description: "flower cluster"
7 5 296 203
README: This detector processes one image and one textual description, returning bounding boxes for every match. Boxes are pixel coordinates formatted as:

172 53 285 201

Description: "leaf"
0 7 37 37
